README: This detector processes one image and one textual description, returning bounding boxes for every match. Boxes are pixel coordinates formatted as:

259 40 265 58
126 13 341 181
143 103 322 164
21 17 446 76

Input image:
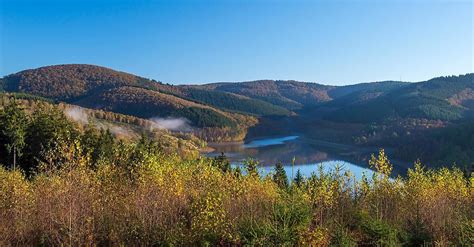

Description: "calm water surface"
208 135 376 180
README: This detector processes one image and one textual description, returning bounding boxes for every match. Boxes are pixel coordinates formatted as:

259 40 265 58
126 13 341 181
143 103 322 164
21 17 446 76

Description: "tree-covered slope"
175 86 292 116
324 74 474 123
326 81 408 103
327 81 408 99
74 86 239 128
1 65 290 130
0 65 263 138
1 64 291 116
2 64 160 101
0 93 206 160
199 80 334 110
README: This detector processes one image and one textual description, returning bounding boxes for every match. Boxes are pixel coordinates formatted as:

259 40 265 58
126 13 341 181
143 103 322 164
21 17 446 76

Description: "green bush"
352 211 406 246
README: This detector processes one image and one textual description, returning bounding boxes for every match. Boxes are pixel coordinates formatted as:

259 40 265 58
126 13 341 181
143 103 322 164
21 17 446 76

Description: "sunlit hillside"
0 98 472 245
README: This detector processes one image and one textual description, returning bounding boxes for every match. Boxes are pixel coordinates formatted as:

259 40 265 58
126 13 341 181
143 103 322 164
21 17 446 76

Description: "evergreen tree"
95 129 115 162
23 105 78 171
273 162 289 189
132 133 153 161
233 166 242 177
81 126 100 156
81 127 115 166
293 169 303 188
0 100 28 169
244 158 259 177
214 152 231 172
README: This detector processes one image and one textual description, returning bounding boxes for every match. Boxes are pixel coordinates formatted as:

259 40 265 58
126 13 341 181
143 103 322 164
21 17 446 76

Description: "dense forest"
74 86 239 128
0 99 472 246
323 74 474 123
1 64 159 100
198 80 335 110
173 87 292 116
0 65 259 142
394 122 474 170
0 94 207 167
2 65 474 167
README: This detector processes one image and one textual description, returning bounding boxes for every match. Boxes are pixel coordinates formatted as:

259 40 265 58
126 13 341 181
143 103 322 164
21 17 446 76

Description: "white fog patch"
150 117 193 132
109 126 133 138
93 122 134 139
65 107 89 124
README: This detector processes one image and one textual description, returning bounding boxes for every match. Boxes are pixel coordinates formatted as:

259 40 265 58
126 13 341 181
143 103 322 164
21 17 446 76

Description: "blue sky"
1 0 472 85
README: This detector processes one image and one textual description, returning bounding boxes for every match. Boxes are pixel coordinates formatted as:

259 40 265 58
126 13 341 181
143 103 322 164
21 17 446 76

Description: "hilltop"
1 65 266 141
2 64 473 167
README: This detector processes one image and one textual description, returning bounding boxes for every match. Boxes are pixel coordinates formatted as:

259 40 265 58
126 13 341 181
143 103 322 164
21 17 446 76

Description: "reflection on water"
207 135 377 179
239 160 374 181
243 136 299 148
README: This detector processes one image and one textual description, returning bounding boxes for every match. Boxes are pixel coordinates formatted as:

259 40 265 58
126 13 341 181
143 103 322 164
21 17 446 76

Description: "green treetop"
0 100 28 169
273 162 289 190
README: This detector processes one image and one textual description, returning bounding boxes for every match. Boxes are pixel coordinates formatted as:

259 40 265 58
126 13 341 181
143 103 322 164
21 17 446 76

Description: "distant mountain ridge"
1 64 260 141
2 64 472 142
2 64 473 170
324 74 474 123
2 64 159 101
197 80 334 109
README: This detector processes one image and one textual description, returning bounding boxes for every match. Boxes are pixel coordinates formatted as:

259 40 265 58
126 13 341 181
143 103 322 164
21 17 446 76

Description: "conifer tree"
0 100 28 169
214 152 231 172
233 165 242 177
293 169 303 188
24 105 78 171
273 162 289 189
244 158 259 177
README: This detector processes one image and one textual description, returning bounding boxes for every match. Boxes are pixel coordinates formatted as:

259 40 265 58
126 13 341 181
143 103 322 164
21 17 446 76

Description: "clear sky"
1 0 472 85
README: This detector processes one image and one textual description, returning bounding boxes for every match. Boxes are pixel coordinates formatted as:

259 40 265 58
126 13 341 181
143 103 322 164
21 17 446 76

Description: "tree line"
0 100 472 246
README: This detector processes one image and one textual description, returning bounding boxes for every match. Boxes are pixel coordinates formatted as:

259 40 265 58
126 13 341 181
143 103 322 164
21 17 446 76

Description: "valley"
1 64 473 173
0 63 472 247
2 1 472 245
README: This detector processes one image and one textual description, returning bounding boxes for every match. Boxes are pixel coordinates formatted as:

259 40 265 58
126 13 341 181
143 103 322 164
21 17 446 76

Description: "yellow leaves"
369 149 393 177
307 177 336 208
298 227 330 247
0 147 472 245
0 167 34 245
191 193 229 239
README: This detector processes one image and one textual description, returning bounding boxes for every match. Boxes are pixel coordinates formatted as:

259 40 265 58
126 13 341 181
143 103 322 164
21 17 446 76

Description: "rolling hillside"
326 81 408 103
0 65 266 141
73 86 239 128
2 64 160 100
196 79 413 112
1 64 289 115
0 92 205 158
172 86 292 116
198 80 334 110
323 74 474 123
2 64 473 146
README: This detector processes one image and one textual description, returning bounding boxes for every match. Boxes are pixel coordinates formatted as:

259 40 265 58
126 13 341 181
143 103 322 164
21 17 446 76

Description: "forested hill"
198 74 474 122
1 64 290 116
2 64 473 145
0 93 206 164
2 64 160 100
4 65 471 124
197 80 334 110
323 73 474 123
1 64 292 141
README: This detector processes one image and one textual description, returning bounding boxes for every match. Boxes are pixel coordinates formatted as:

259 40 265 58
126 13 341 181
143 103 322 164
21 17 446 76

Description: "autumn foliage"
0 101 473 246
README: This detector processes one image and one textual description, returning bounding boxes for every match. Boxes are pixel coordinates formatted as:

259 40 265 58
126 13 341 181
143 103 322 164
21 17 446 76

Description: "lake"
207 135 377 180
